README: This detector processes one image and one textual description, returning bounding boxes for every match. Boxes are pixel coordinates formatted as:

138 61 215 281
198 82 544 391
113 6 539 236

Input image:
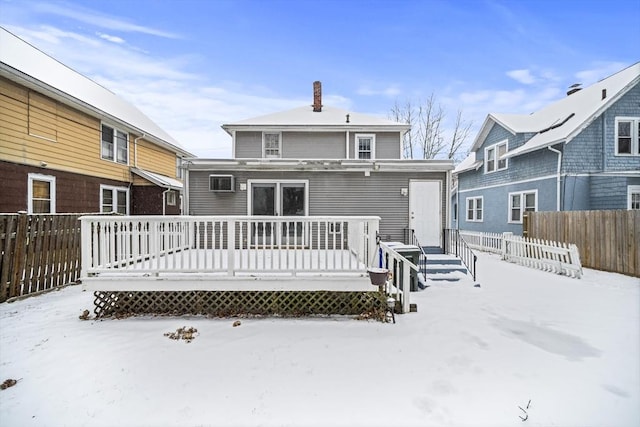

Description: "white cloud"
506 69 537 85
33 2 180 39
357 85 402 97
574 61 629 86
97 32 125 44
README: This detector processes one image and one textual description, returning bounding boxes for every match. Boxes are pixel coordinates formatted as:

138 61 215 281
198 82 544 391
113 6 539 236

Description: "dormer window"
356 134 375 159
263 132 281 158
485 140 507 173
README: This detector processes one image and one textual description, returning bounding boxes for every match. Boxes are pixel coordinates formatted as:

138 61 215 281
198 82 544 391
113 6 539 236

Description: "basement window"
209 175 235 192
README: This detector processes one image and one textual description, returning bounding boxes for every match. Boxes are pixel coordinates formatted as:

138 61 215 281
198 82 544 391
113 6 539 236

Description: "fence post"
9 211 29 299
502 232 512 260
523 213 529 237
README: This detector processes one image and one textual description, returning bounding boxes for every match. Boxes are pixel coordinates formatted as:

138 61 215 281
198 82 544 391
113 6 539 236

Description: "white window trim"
176 157 184 179
27 173 56 214
614 117 640 156
628 185 640 210
466 196 483 222
508 189 538 224
484 139 508 174
246 179 309 216
262 131 282 159
101 123 129 164
100 185 129 214
166 191 177 206
356 134 376 160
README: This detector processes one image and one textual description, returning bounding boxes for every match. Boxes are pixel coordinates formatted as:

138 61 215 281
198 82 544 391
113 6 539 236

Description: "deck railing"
80 215 379 278
377 242 418 314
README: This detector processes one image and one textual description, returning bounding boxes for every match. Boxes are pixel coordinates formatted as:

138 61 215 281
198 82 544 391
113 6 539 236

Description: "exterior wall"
233 130 402 160
603 84 640 172
135 139 179 178
188 169 447 242
0 160 126 213
131 186 181 215
563 117 604 173
457 176 556 234
1 76 182 180
590 175 640 210
562 175 591 211
282 132 344 158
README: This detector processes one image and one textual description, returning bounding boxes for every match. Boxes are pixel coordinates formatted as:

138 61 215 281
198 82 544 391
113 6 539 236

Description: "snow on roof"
131 168 183 189
453 152 482 174
222 105 410 132
472 62 640 158
0 28 193 156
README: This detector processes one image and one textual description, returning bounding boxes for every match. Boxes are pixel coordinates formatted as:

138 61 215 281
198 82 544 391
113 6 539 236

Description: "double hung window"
263 132 281 158
628 185 640 210
101 185 129 214
356 134 375 159
509 191 536 223
615 118 640 155
28 173 56 213
485 140 508 173
466 197 483 222
101 124 128 164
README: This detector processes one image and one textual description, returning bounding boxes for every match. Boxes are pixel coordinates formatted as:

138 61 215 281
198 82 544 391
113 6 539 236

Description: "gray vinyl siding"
282 132 344 158
236 130 403 160
234 131 262 158
590 175 640 210
563 117 604 173
188 170 447 242
603 84 640 172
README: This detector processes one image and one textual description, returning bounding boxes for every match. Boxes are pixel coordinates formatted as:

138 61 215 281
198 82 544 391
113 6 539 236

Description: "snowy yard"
0 252 638 427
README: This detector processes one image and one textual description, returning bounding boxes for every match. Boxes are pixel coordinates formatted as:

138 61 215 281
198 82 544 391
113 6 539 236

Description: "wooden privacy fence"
0 213 82 302
524 210 639 277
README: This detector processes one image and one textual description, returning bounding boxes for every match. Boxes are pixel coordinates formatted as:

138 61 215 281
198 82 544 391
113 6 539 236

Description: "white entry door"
409 180 442 247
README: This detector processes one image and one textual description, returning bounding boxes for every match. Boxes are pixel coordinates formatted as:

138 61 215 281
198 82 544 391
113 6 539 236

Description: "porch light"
400 188 408 196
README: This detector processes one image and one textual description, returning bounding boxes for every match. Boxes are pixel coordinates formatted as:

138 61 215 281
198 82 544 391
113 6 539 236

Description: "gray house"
453 62 640 234
185 82 453 248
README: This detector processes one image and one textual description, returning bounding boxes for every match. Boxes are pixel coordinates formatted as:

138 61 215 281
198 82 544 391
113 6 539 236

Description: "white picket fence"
459 231 583 278
459 230 503 254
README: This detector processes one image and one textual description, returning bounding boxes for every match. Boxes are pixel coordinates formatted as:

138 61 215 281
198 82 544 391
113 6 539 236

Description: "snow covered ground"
1 252 638 427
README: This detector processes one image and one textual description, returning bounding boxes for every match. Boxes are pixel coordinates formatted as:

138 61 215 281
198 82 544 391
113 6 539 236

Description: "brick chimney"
312 81 322 112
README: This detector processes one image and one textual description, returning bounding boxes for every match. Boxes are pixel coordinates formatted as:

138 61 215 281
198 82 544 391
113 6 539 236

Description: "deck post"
367 218 379 267
227 219 235 276
80 217 91 283
402 260 410 313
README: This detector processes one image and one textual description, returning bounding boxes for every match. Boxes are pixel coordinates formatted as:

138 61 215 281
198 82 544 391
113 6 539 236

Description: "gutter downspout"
134 133 146 168
162 187 172 216
548 146 562 211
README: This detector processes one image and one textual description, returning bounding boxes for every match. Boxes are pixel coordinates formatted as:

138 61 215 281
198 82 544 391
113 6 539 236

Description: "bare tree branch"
389 94 472 160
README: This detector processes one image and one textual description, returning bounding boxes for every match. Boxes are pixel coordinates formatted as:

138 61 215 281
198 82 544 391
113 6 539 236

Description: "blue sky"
1 0 639 159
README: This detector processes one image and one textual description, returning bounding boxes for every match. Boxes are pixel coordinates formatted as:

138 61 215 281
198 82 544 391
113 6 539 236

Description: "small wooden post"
10 211 28 298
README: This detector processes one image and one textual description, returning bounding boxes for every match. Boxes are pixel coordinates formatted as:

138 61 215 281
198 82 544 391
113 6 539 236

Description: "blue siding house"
453 62 640 234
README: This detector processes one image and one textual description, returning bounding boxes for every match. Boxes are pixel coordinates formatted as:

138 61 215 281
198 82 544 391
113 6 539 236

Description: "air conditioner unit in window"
209 175 235 192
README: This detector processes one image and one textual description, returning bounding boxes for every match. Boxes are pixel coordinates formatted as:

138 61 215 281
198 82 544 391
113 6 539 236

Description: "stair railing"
443 229 477 281
404 228 428 277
